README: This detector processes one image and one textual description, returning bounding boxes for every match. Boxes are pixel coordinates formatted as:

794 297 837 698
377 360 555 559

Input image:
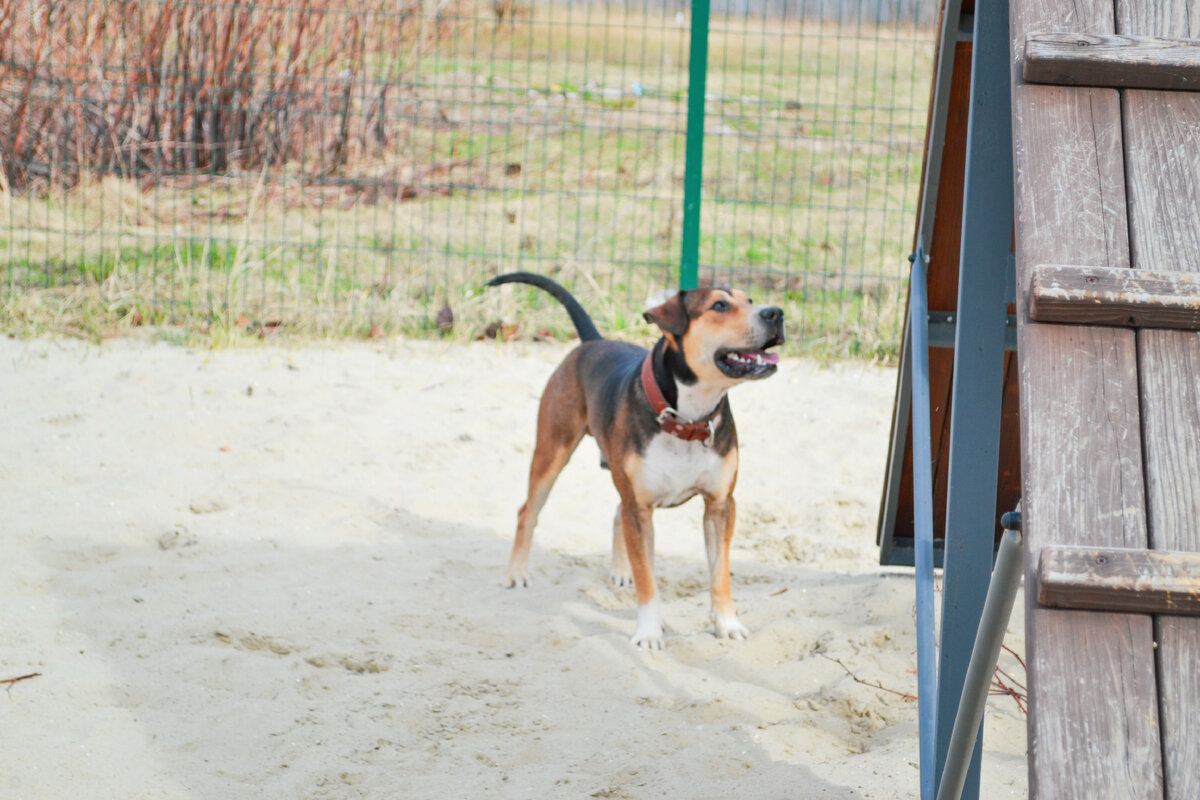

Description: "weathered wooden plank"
1120 4 1200 787
1011 0 1163 796
1157 616 1200 798
1024 32 1200 90
1038 546 1200 615
1029 264 1200 329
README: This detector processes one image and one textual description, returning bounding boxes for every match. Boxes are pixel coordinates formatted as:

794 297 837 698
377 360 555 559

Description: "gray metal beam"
932 0 1014 797
909 247 940 800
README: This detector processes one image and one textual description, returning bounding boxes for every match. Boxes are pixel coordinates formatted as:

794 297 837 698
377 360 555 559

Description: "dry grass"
0 0 476 187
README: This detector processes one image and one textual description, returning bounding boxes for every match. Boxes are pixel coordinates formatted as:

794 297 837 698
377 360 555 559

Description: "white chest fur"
636 433 729 508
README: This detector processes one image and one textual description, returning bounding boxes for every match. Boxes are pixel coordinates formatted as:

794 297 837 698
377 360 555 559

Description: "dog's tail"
487 272 603 342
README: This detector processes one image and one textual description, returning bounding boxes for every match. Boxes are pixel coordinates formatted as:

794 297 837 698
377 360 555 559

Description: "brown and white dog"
489 272 784 649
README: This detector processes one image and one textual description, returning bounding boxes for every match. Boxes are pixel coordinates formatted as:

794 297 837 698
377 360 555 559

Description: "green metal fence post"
679 0 711 291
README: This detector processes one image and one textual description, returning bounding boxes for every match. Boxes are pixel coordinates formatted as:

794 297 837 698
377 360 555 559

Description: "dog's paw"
610 545 632 586
714 616 749 640
631 599 664 649
506 574 528 588
631 631 665 650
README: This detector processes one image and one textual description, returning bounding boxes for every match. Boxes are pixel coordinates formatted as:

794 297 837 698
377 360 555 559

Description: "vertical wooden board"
1136 328 1200 551
1032 610 1166 792
1014 321 1146 553
1116 4 1200 38
1123 93 1200 271
1013 323 1161 800
1119 2 1200 787
1010 0 1161 795
1156 617 1200 799
1012 87 1129 267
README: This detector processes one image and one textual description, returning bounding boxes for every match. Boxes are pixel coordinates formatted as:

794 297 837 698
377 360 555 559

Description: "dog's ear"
643 292 690 337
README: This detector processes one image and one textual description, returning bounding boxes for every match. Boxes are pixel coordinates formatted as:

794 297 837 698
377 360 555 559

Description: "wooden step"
1028 264 1200 329
1024 32 1200 91
1038 546 1200 615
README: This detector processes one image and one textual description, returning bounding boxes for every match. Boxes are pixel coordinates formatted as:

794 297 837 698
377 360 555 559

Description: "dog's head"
643 288 785 384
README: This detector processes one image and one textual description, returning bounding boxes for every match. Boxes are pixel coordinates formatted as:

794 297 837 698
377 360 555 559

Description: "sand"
0 335 1027 799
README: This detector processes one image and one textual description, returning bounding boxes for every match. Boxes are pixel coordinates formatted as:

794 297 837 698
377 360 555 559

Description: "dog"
489 272 784 649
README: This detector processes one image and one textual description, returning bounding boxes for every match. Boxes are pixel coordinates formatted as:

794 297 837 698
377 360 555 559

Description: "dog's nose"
759 306 784 326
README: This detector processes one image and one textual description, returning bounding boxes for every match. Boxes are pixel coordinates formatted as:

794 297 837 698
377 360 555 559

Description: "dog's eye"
712 300 730 312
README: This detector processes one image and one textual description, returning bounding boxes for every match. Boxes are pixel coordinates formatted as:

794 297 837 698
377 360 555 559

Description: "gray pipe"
936 528 1024 800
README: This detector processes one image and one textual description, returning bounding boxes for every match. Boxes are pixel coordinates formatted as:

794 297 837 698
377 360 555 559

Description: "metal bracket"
927 310 1017 351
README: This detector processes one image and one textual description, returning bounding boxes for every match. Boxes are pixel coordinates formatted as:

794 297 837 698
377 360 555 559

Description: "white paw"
631 599 664 649
715 616 749 640
610 572 633 588
506 574 528 588
631 628 664 650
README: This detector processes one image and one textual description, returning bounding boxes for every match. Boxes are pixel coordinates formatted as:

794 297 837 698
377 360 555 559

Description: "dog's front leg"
703 494 748 640
619 502 663 649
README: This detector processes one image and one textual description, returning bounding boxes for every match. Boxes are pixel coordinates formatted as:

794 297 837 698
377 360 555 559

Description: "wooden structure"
881 0 1200 797
1012 1 1200 796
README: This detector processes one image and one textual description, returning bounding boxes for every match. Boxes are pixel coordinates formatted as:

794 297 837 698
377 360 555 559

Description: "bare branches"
818 644 1028 716
2 672 41 694
991 644 1028 714
0 0 476 189
818 653 918 701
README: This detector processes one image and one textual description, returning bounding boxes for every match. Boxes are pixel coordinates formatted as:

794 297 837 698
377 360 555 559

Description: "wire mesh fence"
0 0 935 354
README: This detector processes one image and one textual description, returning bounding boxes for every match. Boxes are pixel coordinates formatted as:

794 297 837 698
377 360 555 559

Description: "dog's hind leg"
506 367 587 587
703 494 748 639
610 503 633 586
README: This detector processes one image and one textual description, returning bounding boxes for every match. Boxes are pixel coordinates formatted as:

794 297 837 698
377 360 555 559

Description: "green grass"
1 6 933 360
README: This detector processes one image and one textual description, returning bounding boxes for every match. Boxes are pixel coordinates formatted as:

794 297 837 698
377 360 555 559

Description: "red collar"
639 353 720 446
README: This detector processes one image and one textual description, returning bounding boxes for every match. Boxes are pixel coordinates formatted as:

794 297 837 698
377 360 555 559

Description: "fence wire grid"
1 0 935 354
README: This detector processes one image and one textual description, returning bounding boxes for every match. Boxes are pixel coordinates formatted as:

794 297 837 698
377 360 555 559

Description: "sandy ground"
1 335 1027 799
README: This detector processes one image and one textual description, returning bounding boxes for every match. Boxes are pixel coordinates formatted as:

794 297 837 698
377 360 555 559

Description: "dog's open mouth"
717 347 781 379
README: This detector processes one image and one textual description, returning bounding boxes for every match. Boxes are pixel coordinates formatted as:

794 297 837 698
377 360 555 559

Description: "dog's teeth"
727 352 768 366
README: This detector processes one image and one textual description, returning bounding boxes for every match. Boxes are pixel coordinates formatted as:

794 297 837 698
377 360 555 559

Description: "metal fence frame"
1 0 937 351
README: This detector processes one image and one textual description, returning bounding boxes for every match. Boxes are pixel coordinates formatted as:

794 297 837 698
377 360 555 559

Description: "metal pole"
934 0 1013 794
679 0 710 291
936 528 1024 800
909 243 938 800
